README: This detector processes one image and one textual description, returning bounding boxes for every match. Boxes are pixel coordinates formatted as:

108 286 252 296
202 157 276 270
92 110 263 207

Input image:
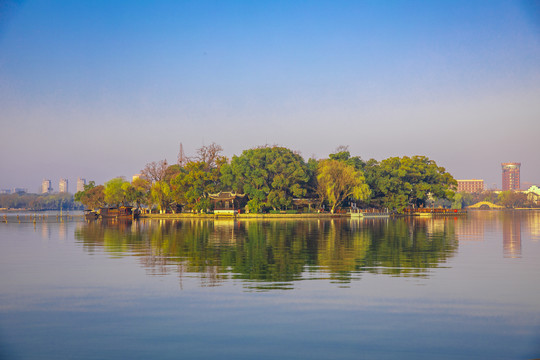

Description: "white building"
77 178 86 193
41 179 52 194
524 185 540 205
59 179 69 193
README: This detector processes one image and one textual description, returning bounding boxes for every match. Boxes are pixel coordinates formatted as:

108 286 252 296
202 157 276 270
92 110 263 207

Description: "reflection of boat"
408 209 467 217
99 206 139 219
84 210 99 220
350 210 390 218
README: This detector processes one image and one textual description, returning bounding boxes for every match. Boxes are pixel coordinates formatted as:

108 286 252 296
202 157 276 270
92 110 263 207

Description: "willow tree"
317 159 371 213
104 177 129 206
151 181 173 214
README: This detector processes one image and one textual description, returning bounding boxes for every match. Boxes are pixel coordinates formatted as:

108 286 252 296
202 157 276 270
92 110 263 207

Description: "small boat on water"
84 210 99 220
350 210 390 218
99 206 140 219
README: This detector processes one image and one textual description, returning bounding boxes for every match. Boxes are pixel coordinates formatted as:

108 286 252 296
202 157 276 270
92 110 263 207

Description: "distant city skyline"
1 1 539 190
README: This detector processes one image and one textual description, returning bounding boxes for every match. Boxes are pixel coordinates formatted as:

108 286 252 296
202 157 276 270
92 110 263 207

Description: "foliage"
452 192 475 209
92 144 462 213
498 191 527 208
128 177 151 207
221 146 310 212
74 181 105 210
104 177 129 206
170 144 227 211
328 146 365 170
367 156 457 212
317 159 371 213
151 181 173 213
0 192 81 210
171 161 214 211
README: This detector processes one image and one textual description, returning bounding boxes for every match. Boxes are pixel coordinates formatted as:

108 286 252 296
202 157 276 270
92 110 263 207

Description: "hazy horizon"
1 1 540 191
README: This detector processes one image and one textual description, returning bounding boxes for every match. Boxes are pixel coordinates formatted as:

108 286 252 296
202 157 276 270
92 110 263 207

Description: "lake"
1 211 539 359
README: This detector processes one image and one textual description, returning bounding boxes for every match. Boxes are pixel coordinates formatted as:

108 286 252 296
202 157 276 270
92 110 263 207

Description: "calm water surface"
1 211 539 359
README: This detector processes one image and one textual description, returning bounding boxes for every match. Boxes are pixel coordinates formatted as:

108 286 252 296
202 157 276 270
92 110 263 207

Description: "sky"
1 0 539 192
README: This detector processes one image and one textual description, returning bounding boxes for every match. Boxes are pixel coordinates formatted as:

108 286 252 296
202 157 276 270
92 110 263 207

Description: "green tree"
221 146 310 212
129 177 151 207
151 181 173 213
104 177 128 206
172 161 215 211
369 156 457 212
78 184 105 210
170 143 227 212
317 159 371 213
328 146 365 170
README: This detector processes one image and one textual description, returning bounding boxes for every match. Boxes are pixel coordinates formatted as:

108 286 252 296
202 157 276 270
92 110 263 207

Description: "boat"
98 206 139 219
408 208 467 217
84 209 99 220
350 209 390 218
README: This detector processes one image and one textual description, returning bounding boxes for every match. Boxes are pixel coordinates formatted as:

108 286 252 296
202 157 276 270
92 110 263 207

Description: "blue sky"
1 0 539 192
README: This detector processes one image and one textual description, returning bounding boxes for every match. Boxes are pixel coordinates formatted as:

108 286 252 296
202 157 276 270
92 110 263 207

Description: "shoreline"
139 213 350 220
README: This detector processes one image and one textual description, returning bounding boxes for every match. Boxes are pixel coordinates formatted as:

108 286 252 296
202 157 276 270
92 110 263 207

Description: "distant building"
524 186 540 205
132 174 143 183
502 162 520 191
0 189 11 194
13 188 27 194
457 179 484 193
77 178 86 193
59 179 69 193
42 179 53 194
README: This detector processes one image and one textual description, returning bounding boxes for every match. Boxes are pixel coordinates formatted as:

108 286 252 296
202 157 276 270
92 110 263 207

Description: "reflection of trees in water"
75 217 458 289
360 218 458 277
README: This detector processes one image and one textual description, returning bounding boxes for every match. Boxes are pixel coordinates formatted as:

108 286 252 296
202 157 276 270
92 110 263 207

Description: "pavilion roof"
208 191 246 200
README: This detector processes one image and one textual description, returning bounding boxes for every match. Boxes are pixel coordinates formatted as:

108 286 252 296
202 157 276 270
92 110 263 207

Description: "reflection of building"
58 221 68 241
527 212 540 241
425 218 448 237
77 178 86 193
457 179 484 193
503 214 521 258
59 178 68 193
41 179 52 194
502 163 520 191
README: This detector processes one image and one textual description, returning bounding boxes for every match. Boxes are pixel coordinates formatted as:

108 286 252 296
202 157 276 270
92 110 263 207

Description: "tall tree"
141 159 168 183
328 146 365 170
77 184 105 210
370 156 456 212
317 159 371 213
151 181 173 213
170 143 227 211
104 178 128 206
221 146 310 212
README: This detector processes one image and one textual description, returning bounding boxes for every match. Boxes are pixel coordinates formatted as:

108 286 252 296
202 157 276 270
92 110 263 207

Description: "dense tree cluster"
70 144 464 212
73 143 461 213
0 192 81 210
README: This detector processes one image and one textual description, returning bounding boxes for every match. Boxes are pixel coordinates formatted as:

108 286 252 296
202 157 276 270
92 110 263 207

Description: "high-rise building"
77 178 86 193
457 179 484 193
59 178 69 193
41 179 52 194
502 163 520 191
